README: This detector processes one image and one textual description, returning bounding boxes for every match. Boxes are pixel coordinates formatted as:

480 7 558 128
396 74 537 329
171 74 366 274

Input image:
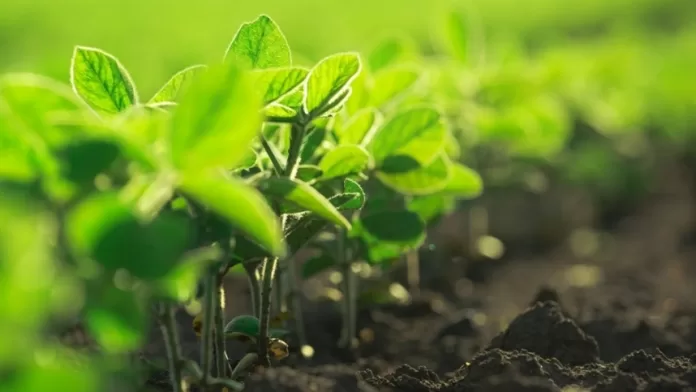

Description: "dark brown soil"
139 159 696 391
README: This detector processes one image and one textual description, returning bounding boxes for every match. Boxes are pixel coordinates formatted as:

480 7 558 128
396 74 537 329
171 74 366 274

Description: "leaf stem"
265 115 298 124
243 262 261 318
261 136 284 175
284 122 308 177
158 303 184 392
199 267 216 389
286 255 308 349
338 230 356 349
230 352 259 380
214 271 231 378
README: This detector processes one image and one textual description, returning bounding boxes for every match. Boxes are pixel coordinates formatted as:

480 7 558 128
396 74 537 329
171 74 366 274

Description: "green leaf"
442 9 479 64
56 138 121 186
440 163 483 198
252 67 308 105
67 193 193 280
345 69 369 116
0 73 84 146
356 209 425 245
263 103 296 118
304 53 361 116
369 106 447 165
278 89 304 110
341 178 365 210
170 61 262 171
296 165 323 182
149 65 207 104
407 195 455 223
70 46 138 115
299 126 327 163
301 254 337 278
85 281 148 353
318 144 370 180
155 246 223 301
225 14 291 69
337 108 382 146
236 149 259 171
369 66 421 108
368 36 418 72
257 177 350 230
180 171 285 257
377 154 451 195
283 187 362 255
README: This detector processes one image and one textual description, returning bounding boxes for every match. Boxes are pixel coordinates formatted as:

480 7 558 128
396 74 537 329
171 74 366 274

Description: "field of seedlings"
1 1 696 391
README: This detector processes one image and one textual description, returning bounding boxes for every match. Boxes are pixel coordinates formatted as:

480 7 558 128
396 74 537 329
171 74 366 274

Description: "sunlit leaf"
336 107 382 146
252 67 308 104
377 154 451 195
369 66 421 108
225 14 291 69
304 53 361 116
70 46 138 115
179 171 285 257
256 177 351 230
368 36 418 72
149 64 207 103
170 61 262 171
317 145 370 180
369 106 446 165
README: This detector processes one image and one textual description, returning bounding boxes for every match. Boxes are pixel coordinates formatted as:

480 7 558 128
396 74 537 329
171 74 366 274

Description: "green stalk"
286 255 308 349
214 271 231 378
199 268 216 389
261 136 284 175
158 303 184 392
338 230 356 349
274 263 285 316
406 250 420 296
242 262 261 318
257 121 307 366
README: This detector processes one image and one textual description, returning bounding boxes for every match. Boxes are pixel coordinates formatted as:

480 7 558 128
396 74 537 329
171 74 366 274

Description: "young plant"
297 39 485 348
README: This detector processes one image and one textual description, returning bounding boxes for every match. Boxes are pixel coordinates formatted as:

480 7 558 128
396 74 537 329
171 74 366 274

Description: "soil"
134 158 696 391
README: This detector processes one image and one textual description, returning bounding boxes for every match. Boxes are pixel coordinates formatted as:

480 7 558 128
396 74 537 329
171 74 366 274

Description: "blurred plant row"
0 7 694 391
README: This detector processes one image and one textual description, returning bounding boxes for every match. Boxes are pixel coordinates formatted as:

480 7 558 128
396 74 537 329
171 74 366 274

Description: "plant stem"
265 115 298 124
406 249 420 296
261 136 284 176
243 262 261 318
199 268 216 390
283 122 308 177
257 120 308 366
158 303 184 392
230 352 259 380
214 271 230 378
273 263 283 314
286 255 308 349
257 256 278 367
338 230 356 349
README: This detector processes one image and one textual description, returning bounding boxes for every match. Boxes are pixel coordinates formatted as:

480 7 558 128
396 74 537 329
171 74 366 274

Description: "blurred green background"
2 0 695 96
